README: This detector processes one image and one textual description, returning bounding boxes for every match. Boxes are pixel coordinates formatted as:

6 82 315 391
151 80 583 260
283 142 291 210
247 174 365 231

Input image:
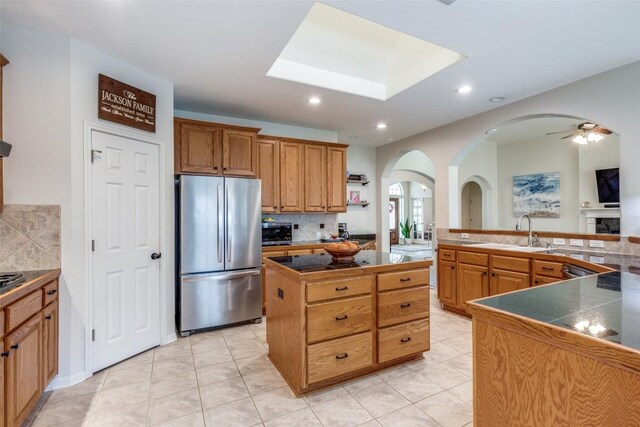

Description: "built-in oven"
261 222 293 246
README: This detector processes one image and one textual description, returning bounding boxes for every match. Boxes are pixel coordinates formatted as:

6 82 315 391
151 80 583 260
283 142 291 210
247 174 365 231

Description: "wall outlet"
569 239 584 247
293 224 299 230
319 223 325 229
570 254 584 260
589 240 605 248
461 233 469 239
552 238 566 245
590 256 605 264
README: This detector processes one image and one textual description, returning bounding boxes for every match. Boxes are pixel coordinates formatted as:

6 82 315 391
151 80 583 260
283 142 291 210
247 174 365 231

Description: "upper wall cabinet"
258 136 348 214
257 138 280 213
174 118 260 177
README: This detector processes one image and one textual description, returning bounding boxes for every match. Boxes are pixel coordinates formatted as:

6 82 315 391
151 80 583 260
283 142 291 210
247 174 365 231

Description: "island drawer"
439 249 456 262
378 319 430 363
458 251 489 267
307 332 372 384
491 255 530 273
7 290 42 332
43 280 59 306
262 251 287 259
378 269 429 292
378 286 429 328
307 276 372 303
288 249 313 256
533 260 564 279
307 295 372 344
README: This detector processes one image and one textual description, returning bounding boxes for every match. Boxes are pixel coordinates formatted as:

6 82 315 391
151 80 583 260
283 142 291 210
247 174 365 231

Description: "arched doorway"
388 182 403 244
461 181 482 229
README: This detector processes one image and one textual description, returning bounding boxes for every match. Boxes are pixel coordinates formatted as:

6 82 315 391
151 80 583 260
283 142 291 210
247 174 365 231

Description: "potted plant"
400 218 413 245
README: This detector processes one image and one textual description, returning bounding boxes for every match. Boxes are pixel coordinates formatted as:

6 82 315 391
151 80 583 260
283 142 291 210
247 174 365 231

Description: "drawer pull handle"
45 315 52 320
335 286 349 291
335 315 349 321
0 351 8 358
335 353 349 360
47 289 58 295
542 267 554 271
400 278 411 282
400 303 412 308
400 337 412 343
10 344 19 350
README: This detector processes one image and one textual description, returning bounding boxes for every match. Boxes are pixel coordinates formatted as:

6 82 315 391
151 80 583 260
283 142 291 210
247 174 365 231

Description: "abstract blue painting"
513 172 560 218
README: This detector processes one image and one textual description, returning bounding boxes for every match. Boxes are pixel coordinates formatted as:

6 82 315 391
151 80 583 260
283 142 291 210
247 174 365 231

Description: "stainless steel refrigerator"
177 175 262 336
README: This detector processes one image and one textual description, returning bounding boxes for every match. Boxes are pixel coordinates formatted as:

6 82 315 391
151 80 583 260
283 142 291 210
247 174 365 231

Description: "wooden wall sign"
98 74 156 133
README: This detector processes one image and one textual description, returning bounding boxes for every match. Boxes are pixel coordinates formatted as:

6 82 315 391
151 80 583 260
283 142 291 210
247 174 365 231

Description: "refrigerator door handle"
217 184 223 263
226 184 232 263
182 269 261 283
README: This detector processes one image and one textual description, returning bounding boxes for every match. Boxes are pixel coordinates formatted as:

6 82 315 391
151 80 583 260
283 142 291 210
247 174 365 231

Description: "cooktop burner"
0 273 25 288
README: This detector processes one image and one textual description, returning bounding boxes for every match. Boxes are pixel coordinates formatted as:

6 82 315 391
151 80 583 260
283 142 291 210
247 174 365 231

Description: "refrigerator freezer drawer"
180 269 262 332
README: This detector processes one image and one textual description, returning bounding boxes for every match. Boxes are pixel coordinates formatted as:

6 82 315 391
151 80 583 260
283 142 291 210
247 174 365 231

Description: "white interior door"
470 193 483 230
91 130 161 372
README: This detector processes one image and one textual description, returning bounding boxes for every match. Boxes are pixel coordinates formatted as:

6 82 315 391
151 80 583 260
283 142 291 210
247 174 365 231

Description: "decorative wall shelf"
347 179 370 186
347 202 370 207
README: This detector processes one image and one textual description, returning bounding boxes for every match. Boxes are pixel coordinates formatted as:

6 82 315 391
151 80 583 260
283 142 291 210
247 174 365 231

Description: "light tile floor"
28 290 473 427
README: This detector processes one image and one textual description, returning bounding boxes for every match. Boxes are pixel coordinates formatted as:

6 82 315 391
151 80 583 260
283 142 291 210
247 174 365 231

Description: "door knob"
151 252 162 260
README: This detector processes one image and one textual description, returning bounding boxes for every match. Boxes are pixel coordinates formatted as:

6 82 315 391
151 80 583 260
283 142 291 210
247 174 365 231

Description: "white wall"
578 135 620 209
175 110 338 142
2 24 175 387
457 141 497 228
496 135 579 232
376 60 640 249
338 145 377 234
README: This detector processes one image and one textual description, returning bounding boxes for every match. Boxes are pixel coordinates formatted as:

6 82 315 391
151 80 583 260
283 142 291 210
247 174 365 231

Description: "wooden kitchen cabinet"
279 141 305 212
457 264 489 309
5 314 43 427
222 129 256 177
327 146 347 212
257 138 279 213
178 123 220 174
304 144 327 212
438 260 457 307
174 118 259 177
42 301 59 386
490 269 530 295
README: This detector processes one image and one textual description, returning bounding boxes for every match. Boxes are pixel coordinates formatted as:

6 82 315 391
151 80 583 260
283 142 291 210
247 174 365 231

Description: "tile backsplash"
436 228 640 256
264 214 339 241
0 205 61 271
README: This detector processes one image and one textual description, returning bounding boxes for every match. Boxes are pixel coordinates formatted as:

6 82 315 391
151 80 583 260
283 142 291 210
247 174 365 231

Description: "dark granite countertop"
267 251 423 273
475 271 640 351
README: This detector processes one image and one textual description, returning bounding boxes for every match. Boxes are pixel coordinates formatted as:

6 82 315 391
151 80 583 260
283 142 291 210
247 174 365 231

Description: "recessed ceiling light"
489 96 505 102
456 85 472 94
377 123 387 130
308 96 321 104
485 128 498 135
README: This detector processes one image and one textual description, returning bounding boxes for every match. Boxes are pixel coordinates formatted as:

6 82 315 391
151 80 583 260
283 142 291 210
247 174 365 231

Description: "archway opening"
461 181 482 229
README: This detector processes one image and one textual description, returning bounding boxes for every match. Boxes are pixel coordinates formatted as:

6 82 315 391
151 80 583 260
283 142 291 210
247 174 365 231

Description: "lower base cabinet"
42 302 59 385
490 269 530 295
378 319 430 364
307 332 372 384
5 314 43 427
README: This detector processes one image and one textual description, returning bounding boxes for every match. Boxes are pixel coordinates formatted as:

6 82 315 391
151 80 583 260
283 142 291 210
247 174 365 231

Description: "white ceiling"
3 1 640 147
485 116 586 145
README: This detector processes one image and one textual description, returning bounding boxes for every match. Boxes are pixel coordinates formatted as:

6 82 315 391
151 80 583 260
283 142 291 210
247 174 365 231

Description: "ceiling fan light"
588 133 604 143
572 135 588 145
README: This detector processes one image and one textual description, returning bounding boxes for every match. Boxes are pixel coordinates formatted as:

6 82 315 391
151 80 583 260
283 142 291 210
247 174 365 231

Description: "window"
389 183 405 229
412 198 424 238
389 183 403 196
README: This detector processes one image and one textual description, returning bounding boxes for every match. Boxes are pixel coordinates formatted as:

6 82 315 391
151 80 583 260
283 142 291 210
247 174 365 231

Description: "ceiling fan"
546 122 612 145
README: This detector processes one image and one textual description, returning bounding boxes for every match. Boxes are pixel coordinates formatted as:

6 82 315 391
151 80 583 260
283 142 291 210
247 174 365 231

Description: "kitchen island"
263 251 431 395
468 271 640 426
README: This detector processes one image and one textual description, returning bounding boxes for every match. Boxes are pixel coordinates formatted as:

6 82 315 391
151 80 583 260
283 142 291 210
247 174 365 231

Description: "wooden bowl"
324 246 362 261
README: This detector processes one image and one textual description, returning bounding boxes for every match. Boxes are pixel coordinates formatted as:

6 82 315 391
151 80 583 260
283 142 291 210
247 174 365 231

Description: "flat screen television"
595 167 620 204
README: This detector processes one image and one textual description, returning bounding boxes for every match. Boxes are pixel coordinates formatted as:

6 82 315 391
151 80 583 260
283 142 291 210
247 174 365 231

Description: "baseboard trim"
163 332 177 346
46 371 88 391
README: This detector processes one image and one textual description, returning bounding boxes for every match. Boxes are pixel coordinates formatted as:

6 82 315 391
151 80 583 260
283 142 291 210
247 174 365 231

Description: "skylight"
267 3 466 101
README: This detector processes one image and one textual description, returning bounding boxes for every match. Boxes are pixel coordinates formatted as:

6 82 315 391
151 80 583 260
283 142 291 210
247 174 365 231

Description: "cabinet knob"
492 273 496 277
47 289 58 295
335 315 349 321
335 286 349 291
483 272 487 276
400 303 412 308
45 315 52 320
534 281 539 285
451 266 455 270
400 277 411 282
0 351 8 358
400 337 412 343
223 167 227 171
335 353 349 360
10 344 19 350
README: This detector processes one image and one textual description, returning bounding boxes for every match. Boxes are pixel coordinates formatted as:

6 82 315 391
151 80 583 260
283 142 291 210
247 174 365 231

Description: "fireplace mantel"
580 207 620 234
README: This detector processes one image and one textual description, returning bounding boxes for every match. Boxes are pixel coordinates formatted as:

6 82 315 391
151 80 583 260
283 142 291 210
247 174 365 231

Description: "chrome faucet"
516 214 533 247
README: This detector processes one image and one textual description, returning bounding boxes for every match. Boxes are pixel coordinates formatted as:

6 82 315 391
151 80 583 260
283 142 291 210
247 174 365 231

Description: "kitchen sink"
468 243 549 253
